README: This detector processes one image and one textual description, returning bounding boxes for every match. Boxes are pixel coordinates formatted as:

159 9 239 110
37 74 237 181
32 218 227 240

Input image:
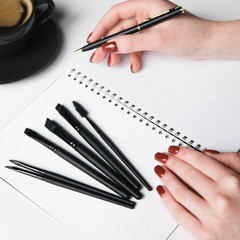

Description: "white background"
0 0 240 239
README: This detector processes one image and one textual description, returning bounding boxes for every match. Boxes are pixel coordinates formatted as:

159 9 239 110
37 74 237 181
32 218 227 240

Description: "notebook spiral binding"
68 69 202 151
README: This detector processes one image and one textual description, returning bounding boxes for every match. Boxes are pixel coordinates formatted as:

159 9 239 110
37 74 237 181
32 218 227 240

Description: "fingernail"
90 52 95 63
156 185 165 197
168 146 180 155
154 165 165 178
130 64 135 73
102 41 118 53
203 149 220 154
86 32 92 43
154 152 169 164
107 54 111 67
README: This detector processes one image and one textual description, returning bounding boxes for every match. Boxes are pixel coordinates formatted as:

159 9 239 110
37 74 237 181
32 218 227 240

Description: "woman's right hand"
88 0 217 72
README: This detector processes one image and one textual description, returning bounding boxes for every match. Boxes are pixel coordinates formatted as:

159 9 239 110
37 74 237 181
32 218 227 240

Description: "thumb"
102 31 158 54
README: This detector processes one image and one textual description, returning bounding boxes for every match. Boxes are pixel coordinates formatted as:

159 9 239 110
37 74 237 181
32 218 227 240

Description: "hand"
154 146 240 240
88 0 216 72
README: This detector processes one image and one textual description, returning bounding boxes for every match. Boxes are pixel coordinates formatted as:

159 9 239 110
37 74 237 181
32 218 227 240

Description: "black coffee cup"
0 0 55 58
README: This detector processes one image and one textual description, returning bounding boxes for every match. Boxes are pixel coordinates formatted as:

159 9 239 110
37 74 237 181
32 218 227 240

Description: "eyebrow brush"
72 101 152 191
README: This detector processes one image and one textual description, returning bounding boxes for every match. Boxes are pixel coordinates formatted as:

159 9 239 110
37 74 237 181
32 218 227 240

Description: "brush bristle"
45 118 57 132
5 166 16 170
72 101 88 117
9 160 19 165
56 103 64 113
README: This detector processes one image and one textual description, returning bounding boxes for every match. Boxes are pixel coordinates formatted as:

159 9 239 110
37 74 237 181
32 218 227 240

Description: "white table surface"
0 0 239 239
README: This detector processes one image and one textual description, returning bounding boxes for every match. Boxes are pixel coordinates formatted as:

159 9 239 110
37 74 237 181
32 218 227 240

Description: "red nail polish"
168 146 180 155
86 32 92 43
130 64 135 73
203 149 220 154
90 52 95 63
154 165 165 178
156 185 165 197
107 54 111 67
102 41 118 53
154 152 168 164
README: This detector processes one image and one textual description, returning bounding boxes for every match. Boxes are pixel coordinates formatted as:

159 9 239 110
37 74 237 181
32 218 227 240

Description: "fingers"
91 31 155 60
156 185 202 236
108 51 143 72
88 17 138 43
155 148 240 240
90 46 143 72
167 146 232 182
154 165 207 220
89 48 107 64
89 16 145 71
203 150 240 174
155 152 216 201
87 0 167 70
107 54 120 67
102 31 157 54
129 52 143 73
90 1 144 42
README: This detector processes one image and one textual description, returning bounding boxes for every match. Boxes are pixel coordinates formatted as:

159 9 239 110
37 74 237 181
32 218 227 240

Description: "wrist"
201 20 240 60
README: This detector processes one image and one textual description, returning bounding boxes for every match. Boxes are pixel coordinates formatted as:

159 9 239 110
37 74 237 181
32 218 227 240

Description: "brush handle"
54 148 130 199
42 176 135 209
87 116 152 191
80 130 141 188
74 144 142 200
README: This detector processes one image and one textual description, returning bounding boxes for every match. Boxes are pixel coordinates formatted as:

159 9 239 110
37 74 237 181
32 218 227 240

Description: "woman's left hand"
154 146 240 240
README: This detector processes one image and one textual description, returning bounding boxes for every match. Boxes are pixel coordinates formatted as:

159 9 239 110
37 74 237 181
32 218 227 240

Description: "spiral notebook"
0 50 240 240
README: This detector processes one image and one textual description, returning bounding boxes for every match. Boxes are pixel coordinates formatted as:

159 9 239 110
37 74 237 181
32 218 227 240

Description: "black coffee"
0 0 32 34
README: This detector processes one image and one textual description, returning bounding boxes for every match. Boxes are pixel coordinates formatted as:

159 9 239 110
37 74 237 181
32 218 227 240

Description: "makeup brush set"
6 101 152 208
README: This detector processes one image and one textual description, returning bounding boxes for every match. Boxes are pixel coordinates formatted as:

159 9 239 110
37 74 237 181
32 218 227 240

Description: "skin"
155 147 240 240
88 0 240 72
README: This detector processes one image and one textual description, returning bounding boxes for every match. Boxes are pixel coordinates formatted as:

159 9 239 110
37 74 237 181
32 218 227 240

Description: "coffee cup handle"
35 0 55 25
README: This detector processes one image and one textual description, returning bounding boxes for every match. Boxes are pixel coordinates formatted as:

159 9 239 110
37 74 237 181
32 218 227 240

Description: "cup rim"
0 0 35 37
